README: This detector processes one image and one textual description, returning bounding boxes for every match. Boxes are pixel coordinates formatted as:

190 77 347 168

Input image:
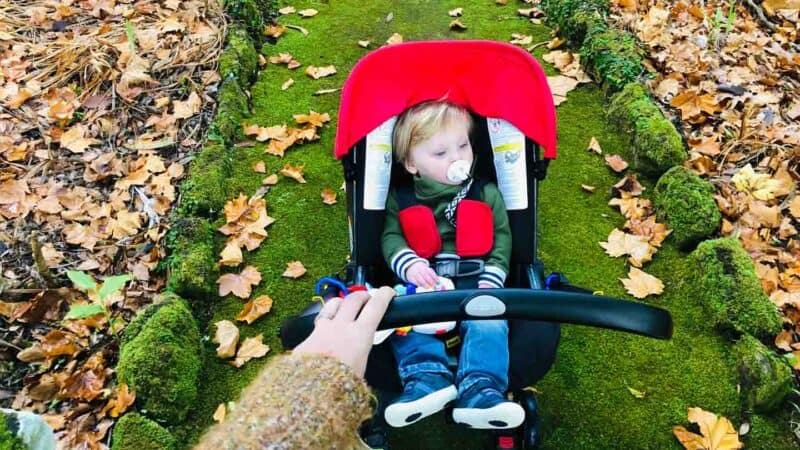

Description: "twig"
0 339 22 352
744 0 777 32
526 40 550 52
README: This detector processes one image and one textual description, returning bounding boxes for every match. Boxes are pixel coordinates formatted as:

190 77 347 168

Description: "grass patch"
173 1 796 448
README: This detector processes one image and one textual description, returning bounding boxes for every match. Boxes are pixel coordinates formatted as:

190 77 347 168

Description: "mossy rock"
219 26 258 85
111 412 177 450
211 78 249 144
732 335 793 413
689 238 782 338
608 83 686 177
222 0 268 42
180 142 231 215
540 0 607 44
0 412 25 450
165 216 219 299
117 294 202 425
581 27 644 92
654 166 721 249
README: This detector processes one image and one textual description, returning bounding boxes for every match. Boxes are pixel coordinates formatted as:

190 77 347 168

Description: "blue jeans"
390 320 510 395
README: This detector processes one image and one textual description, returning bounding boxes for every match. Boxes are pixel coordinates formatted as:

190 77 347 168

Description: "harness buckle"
433 259 485 278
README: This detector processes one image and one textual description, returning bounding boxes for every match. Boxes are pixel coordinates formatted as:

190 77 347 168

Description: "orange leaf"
236 295 274 324
263 174 279 185
321 188 337 205
105 384 136 418
213 320 239 358
673 407 743 450
218 266 262 298
280 163 306 183
293 111 330 127
264 24 286 38
230 334 270 368
253 161 266 173
283 261 307 279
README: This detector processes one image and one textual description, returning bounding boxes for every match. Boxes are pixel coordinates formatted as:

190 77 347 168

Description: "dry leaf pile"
543 48 592 105
1 0 225 445
242 110 330 157
609 0 800 362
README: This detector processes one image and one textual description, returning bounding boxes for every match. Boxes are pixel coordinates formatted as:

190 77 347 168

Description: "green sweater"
381 176 512 287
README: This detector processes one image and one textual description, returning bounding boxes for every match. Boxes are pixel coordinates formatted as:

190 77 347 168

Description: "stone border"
112 1 274 447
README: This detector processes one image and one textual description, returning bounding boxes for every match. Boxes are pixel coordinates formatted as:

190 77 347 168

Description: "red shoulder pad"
399 205 441 259
455 200 494 257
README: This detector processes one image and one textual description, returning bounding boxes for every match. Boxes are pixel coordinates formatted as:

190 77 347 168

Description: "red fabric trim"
398 205 441 259
455 200 494 257
334 40 557 160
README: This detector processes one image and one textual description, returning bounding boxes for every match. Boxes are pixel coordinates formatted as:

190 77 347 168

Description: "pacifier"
446 159 472 183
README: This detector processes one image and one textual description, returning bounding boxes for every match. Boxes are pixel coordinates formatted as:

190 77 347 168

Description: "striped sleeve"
390 248 429 282
478 265 506 288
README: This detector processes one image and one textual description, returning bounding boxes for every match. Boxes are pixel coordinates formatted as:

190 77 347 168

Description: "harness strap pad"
455 199 494 257
398 205 441 259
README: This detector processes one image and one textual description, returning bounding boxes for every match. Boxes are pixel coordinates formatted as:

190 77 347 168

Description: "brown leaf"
672 407 743 450
620 267 664 299
605 155 629 172
60 365 105 401
450 19 467 30
40 330 81 359
587 137 602 155
294 111 330 127
253 161 266 173
613 173 644 197
230 334 270 368
218 266 262 298
305 65 337 79
236 295 274 324
670 91 720 123
172 92 201 120
264 24 286 38
219 241 243 267
213 320 239 359
213 403 226 423
775 330 794 351
321 188 337 205
283 261 307 279
60 124 99 153
547 37 565 49
263 174 279 185
104 384 135 418
600 228 657 267
280 163 306 183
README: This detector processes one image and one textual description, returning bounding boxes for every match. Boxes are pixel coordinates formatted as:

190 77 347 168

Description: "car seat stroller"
279 41 673 450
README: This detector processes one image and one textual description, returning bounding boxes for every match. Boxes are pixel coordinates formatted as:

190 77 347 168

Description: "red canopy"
334 40 557 159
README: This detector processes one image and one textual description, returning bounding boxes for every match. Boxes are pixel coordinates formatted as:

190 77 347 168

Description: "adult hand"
293 286 397 377
406 261 439 288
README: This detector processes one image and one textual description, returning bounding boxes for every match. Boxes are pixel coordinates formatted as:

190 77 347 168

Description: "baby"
380 101 523 429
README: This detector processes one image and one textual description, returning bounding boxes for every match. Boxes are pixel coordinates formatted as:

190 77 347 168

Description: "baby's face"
404 122 473 185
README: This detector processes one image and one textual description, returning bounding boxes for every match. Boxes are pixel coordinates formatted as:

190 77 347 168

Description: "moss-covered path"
175 1 796 448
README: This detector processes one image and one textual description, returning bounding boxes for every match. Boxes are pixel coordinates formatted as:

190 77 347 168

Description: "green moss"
540 0 607 44
211 78 249 144
117 294 202 425
581 27 644 92
0 413 25 450
222 0 269 42
745 413 798 449
689 238 782 338
166 216 219 299
180 143 231 215
608 83 686 177
654 166 721 248
112 413 177 450
732 335 793 413
219 26 258 85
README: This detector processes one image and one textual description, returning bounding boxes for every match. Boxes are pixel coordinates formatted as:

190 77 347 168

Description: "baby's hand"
478 281 494 289
406 261 439 288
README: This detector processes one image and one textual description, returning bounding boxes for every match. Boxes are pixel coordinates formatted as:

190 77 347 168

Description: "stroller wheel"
517 390 542 449
359 422 389 450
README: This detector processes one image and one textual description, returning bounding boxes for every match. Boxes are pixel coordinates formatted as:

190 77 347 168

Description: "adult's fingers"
314 296 342 324
334 290 370 322
356 286 396 330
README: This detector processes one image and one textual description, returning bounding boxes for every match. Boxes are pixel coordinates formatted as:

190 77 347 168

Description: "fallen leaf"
104 384 135 418
283 261 307 278
321 188 337 204
613 173 644 197
587 137 602 154
172 92 201 119
264 24 286 38
627 385 647 398
236 295 274 324
219 241 243 267
298 8 318 17
581 184 596 193
358 40 371 48
281 78 294 90
305 65 337 79
213 320 239 359
278 6 295 14
605 154 629 172
600 228 656 267
263 174 279 185
449 7 463 16
672 407 743 450
496 0 508 4
253 161 266 173
547 37 565 49
450 19 467 30
620 267 664 299
547 75 579 99
313 88 340 96
218 266 262 298
731 164 782 201
231 334 270 368
294 111 330 127
213 403 226 423
280 163 306 183
60 124 99 153
510 33 533 46
386 33 403 46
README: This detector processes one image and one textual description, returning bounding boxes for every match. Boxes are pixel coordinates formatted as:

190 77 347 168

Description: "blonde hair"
392 101 473 164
